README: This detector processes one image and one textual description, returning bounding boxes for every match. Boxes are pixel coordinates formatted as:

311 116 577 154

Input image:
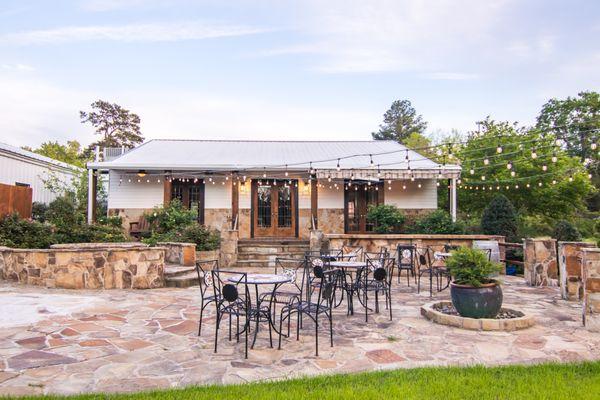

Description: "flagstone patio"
1 275 599 396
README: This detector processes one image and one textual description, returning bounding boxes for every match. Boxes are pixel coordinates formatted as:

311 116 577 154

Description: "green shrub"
366 204 406 233
552 220 582 242
31 202 48 222
143 224 220 251
410 210 466 234
0 213 55 249
145 199 196 233
445 247 502 287
45 196 84 230
481 194 518 242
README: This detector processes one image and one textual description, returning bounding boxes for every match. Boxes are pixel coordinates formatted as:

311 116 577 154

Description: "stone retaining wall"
559 242 596 300
0 245 165 289
324 234 505 263
524 239 557 287
581 248 600 332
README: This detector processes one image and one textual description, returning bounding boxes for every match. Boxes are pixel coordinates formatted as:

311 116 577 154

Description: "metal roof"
0 142 81 172
88 139 460 174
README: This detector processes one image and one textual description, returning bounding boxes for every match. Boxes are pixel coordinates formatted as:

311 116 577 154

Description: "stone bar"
558 241 596 300
0 244 165 289
523 238 557 287
581 248 600 332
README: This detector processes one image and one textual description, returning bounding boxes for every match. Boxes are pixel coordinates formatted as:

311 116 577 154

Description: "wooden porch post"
311 178 318 229
231 179 239 229
163 177 172 206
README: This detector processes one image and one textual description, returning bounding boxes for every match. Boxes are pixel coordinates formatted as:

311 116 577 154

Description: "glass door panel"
277 185 292 227
257 185 272 228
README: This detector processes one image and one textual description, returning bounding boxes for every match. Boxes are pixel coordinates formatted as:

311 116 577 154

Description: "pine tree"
481 194 518 242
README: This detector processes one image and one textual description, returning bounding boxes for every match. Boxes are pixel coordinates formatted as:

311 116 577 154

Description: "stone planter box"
559 241 596 301
157 242 196 266
197 249 220 261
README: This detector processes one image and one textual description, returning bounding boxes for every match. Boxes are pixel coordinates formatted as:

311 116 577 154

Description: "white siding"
108 171 163 209
0 153 77 204
385 179 437 209
205 180 231 209
318 184 344 208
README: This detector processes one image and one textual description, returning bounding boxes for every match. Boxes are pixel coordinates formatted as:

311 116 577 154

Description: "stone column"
523 238 557 286
558 241 596 301
220 229 238 268
309 229 326 252
581 248 600 332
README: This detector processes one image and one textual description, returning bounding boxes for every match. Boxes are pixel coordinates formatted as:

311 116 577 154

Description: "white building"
88 140 461 238
0 142 80 204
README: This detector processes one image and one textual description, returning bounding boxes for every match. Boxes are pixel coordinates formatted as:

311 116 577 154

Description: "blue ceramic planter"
450 282 503 319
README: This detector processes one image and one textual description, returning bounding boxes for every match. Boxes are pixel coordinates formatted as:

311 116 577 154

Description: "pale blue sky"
1 0 599 147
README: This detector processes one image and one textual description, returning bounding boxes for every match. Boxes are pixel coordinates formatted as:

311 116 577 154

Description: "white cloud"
0 77 377 148
0 21 270 45
261 0 515 73
1 63 35 72
420 72 480 81
80 0 160 12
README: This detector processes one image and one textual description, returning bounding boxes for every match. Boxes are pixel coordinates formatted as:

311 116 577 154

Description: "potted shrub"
445 247 503 318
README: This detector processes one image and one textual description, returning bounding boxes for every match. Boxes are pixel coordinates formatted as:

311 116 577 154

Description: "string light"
496 144 503 154
336 159 341 171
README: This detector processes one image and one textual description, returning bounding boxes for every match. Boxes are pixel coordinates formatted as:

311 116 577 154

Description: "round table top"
228 273 292 285
328 261 368 269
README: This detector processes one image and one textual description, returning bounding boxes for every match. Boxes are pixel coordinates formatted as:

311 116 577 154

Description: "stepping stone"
79 339 111 347
112 339 154 351
163 320 196 336
7 350 77 370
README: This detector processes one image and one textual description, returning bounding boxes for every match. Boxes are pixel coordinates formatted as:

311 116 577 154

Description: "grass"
9 362 600 400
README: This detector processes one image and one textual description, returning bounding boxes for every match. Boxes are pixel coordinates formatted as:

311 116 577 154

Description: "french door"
344 183 383 233
171 180 205 224
252 180 297 237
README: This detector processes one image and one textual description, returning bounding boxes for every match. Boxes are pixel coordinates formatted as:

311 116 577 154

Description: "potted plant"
445 247 503 318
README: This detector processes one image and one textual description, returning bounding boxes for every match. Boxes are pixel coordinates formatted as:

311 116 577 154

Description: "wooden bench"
129 216 151 239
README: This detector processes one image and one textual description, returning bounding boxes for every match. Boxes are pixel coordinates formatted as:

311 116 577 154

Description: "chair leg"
198 300 205 336
388 290 392 321
236 315 240 343
329 311 333 347
214 312 220 353
278 310 284 350
315 312 319 357
228 314 232 341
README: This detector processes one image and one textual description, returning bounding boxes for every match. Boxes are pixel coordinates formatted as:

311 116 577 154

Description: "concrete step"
238 239 309 245
238 247 309 255
165 271 199 288
164 264 196 278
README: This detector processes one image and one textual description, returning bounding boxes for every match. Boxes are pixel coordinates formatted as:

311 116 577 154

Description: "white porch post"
87 168 94 224
450 177 457 222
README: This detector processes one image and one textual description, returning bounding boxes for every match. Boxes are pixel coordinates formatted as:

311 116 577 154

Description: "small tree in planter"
445 247 503 318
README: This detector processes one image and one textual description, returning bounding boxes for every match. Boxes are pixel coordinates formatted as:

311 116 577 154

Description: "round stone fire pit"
421 301 534 331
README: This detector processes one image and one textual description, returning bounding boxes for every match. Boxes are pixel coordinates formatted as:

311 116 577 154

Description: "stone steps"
164 264 199 288
235 239 309 269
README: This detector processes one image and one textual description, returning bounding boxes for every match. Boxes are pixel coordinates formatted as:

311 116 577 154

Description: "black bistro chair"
195 259 220 336
278 263 338 356
354 256 395 322
396 244 416 285
211 270 251 358
416 247 436 296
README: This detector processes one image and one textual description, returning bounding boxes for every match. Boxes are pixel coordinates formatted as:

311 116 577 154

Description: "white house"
88 140 461 238
0 142 80 204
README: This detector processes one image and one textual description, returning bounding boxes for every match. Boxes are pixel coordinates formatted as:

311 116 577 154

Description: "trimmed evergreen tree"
481 194 518 242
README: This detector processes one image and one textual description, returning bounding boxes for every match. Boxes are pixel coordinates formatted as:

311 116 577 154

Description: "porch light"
285 165 289 177
417 183 422 188
436 181 440 187
137 170 147 177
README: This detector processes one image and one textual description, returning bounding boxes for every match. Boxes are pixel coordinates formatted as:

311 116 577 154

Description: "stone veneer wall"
157 242 196 266
581 248 600 332
325 234 505 261
559 242 596 301
524 239 558 287
0 245 165 289
219 229 238 267
317 209 344 235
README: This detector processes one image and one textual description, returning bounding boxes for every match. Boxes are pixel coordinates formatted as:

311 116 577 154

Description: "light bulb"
483 158 489 165
531 151 537 159
526 183 530 188
496 145 503 153
510 171 516 177
470 168 474 175
542 165 547 171
481 175 486 181
551 155 557 163
569 176 573 182
507 162 512 170
592 142 598 150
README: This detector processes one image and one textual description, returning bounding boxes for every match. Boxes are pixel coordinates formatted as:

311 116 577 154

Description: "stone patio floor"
1 275 599 396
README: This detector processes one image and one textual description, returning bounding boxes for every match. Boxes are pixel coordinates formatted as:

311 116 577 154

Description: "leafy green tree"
372 100 427 143
537 92 600 210
29 140 87 167
481 194 518 241
453 118 593 220
552 220 582 242
536 91 600 162
80 100 144 155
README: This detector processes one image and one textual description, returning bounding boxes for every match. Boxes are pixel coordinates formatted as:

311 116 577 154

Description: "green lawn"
11 362 600 400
